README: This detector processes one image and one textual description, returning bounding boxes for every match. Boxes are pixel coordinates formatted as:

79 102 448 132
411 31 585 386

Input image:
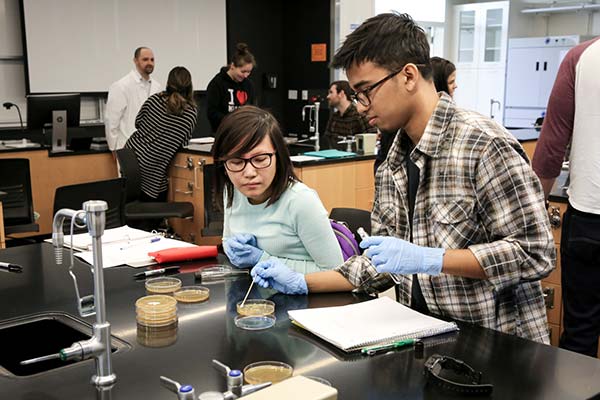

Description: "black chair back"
115 148 142 202
0 158 39 235
54 178 127 233
329 207 372 244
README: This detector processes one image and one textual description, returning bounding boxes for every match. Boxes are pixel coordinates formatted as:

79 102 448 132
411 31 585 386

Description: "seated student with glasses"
212 106 344 274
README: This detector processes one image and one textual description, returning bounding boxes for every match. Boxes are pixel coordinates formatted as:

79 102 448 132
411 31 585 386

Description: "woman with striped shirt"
125 66 197 201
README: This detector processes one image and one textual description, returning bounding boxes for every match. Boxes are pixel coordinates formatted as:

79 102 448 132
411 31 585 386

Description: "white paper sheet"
74 236 197 268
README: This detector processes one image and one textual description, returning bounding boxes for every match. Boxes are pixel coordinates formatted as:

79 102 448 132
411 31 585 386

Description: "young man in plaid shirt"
251 13 555 343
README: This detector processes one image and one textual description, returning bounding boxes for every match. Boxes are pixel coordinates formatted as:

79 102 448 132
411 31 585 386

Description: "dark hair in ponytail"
430 56 456 95
230 42 256 68
164 66 195 115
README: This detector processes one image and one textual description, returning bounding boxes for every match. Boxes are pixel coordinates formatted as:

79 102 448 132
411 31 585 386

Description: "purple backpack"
330 219 360 261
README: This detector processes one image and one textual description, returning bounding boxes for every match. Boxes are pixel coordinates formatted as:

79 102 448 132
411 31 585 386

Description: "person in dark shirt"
324 80 375 150
206 43 256 133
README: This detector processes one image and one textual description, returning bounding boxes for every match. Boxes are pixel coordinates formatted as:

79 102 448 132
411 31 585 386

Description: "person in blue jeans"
213 106 343 274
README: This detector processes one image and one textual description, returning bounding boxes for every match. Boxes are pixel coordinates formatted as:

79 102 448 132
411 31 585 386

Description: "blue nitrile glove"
360 236 445 276
223 233 264 268
251 259 308 295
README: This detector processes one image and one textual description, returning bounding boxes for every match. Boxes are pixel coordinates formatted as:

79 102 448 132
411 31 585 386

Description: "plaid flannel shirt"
335 93 555 343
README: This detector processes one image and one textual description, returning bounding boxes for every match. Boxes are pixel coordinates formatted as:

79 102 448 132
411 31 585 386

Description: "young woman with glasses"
212 106 344 274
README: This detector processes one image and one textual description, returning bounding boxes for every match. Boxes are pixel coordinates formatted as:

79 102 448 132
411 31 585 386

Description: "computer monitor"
26 93 81 152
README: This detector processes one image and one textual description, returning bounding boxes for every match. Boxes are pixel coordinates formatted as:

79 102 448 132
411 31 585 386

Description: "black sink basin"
0 312 128 377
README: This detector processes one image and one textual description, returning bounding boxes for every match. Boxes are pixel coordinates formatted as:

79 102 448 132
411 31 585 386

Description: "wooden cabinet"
545 200 565 348
0 202 5 249
167 152 220 246
295 159 375 213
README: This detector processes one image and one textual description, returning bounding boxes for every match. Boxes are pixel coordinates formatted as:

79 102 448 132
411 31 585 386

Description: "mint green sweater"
223 182 344 274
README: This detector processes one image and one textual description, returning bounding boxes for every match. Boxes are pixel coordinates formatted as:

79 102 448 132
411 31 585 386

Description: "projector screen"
21 0 227 94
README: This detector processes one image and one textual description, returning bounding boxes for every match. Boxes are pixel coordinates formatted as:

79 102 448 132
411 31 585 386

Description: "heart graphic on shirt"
236 90 248 105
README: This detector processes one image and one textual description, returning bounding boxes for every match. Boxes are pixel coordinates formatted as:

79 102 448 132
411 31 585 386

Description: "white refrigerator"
504 35 585 128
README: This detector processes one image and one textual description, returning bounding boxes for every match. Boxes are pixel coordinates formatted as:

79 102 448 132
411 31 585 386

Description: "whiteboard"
21 0 227 93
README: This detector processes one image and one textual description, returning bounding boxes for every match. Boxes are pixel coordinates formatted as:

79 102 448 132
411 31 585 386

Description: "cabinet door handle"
548 206 561 228
536 61 540 71
193 159 206 190
543 287 555 309
173 157 194 170
543 61 547 71
175 182 194 195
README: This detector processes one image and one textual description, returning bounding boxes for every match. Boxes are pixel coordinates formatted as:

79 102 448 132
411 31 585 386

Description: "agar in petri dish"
145 277 182 294
236 299 275 316
173 286 210 303
135 294 177 327
243 361 293 384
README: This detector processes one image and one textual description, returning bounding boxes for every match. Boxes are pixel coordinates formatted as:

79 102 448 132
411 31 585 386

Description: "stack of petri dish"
136 295 178 327
145 277 182 295
137 322 178 348
235 299 276 330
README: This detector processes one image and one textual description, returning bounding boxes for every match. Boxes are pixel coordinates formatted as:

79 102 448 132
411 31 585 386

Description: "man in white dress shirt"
104 47 162 152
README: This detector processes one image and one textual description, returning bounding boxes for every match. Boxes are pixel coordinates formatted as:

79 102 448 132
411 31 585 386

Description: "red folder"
148 246 218 264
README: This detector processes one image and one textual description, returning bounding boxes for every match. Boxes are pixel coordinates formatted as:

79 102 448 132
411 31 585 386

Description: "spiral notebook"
287 297 458 352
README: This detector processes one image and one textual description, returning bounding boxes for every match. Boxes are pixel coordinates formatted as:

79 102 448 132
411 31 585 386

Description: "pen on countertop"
120 236 161 250
0 261 23 273
361 338 420 356
134 265 180 278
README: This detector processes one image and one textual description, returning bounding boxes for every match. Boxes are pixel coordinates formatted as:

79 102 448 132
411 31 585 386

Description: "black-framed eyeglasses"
351 63 427 107
222 152 276 172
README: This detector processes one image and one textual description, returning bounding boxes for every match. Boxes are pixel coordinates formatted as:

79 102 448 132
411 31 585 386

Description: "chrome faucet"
21 200 116 387
300 102 321 151
160 360 271 400
337 135 356 152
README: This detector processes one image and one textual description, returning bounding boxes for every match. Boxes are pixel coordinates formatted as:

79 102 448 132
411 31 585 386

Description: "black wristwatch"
424 354 493 396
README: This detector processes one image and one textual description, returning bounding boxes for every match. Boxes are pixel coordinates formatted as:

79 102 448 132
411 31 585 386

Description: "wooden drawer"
356 188 374 212
300 164 356 212
170 177 196 202
543 245 561 286
542 282 562 325
354 160 375 190
169 153 212 180
0 201 5 249
548 322 560 347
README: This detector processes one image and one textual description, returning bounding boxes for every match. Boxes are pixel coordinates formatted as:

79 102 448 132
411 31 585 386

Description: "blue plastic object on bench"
303 149 356 158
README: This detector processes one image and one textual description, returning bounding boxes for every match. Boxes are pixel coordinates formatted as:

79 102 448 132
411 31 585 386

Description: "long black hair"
212 106 298 208
430 56 456 96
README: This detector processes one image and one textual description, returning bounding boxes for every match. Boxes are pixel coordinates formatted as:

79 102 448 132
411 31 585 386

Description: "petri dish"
137 322 178 348
173 286 210 303
195 264 249 282
145 277 182 294
136 295 177 327
234 314 276 331
236 299 275 316
243 361 293 385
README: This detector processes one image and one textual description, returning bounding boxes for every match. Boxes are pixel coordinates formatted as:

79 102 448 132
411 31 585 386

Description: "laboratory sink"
0 312 128 377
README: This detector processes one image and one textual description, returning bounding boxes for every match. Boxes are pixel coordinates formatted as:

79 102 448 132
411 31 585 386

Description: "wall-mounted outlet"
288 90 298 100
301 90 308 100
